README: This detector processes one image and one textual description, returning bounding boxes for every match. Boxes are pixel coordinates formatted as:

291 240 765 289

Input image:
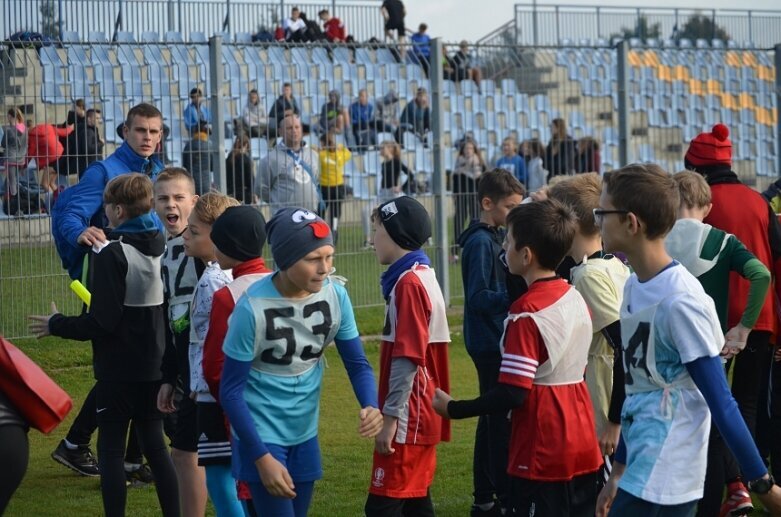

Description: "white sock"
63 439 79 450
477 502 495 511
124 462 141 472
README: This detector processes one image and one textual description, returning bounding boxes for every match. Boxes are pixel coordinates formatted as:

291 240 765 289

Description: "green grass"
3 314 475 516
0 221 465 339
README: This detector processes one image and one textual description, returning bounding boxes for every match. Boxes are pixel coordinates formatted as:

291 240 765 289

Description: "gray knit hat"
267 207 333 270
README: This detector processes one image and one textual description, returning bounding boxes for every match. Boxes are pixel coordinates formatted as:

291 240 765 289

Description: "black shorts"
95 381 162 424
385 20 405 34
196 401 232 466
169 393 198 452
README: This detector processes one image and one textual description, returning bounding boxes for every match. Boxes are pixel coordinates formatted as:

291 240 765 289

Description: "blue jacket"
458 221 510 362
51 141 164 279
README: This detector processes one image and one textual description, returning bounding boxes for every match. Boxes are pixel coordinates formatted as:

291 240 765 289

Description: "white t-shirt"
619 263 723 505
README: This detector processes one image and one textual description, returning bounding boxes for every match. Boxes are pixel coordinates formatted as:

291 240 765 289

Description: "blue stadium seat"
115 31 136 43
638 143 655 162
62 31 80 43
40 46 69 104
235 32 253 43
500 79 517 96
88 31 107 43
164 31 184 43
363 150 381 176
190 31 207 43
141 31 159 43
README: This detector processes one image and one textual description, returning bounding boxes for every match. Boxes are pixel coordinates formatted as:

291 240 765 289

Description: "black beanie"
210 206 267 261
377 196 431 250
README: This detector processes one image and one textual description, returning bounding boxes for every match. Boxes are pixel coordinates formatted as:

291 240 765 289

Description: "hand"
256 453 296 498
432 388 452 418
157 383 176 413
724 323 751 353
599 422 621 456
358 406 383 438
757 484 781 515
77 226 107 247
774 346 781 362
374 416 397 455
28 301 59 338
596 474 619 517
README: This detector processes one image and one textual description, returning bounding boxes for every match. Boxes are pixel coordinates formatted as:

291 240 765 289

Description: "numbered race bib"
250 285 341 377
161 236 199 332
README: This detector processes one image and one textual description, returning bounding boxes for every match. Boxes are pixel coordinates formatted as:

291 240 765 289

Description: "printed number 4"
261 301 333 365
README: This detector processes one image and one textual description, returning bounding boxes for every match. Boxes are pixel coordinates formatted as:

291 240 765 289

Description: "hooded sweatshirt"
458 220 511 361
48 213 167 382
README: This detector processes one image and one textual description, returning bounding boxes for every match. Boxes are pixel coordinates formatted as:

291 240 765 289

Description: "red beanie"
685 123 732 167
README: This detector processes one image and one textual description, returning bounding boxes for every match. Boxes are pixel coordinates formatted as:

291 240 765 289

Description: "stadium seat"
88 31 108 43
141 31 159 43
115 31 136 43
164 31 184 43
190 31 207 43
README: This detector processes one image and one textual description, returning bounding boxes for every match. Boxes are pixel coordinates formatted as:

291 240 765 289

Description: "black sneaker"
51 439 100 477
126 464 155 486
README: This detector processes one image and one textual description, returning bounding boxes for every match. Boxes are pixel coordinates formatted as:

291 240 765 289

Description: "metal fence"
510 4 781 48
1 36 780 338
5 0 384 43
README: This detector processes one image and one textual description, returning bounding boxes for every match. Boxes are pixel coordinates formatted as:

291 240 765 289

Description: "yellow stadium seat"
628 50 642 67
755 107 772 126
720 94 737 110
657 65 673 82
725 51 741 67
673 65 689 81
738 92 755 110
706 79 722 95
757 66 775 82
742 52 757 67
688 79 704 96
643 50 659 67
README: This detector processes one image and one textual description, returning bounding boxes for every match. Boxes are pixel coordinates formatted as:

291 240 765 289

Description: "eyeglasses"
593 208 629 224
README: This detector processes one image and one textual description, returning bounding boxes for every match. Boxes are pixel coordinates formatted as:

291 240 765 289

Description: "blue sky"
406 0 781 42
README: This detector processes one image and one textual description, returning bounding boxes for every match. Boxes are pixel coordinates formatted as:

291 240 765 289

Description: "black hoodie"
49 216 166 382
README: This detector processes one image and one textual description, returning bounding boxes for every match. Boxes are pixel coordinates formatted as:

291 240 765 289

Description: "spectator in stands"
396 87 431 147
452 138 486 243
545 118 576 179
183 88 211 136
299 12 327 42
283 7 307 42
26 122 73 176
350 89 377 149
522 139 548 194
15 164 58 215
381 0 407 48
238 89 270 139
256 115 321 213
60 108 104 180
182 120 214 195
226 134 254 205
52 102 165 280
2 108 27 209
445 41 483 93
410 23 432 77
575 136 600 174
495 137 527 186
319 9 346 43
319 90 350 135
268 82 310 137
373 91 399 135
318 131 351 243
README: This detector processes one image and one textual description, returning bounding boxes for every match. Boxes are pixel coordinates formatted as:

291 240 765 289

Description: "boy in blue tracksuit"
456 169 525 516
52 103 165 280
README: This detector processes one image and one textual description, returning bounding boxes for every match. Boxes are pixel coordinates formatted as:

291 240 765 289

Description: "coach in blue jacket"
52 103 166 279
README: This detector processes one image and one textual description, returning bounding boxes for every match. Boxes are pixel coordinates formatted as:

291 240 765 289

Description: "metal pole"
430 38 449 305
168 0 175 33
596 6 601 41
775 44 781 176
57 0 64 41
532 0 538 46
748 11 752 44
616 39 631 165
209 35 227 192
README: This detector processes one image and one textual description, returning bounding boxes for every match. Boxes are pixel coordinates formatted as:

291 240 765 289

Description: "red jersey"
378 265 450 445
705 183 776 332
323 17 346 42
499 278 602 481
202 257 271 400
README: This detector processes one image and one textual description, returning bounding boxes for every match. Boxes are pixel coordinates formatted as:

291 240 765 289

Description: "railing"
513 4 781 47
0 37 779 338
4 0 384 43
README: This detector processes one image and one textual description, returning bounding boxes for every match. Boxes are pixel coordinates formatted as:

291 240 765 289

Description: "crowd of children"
18 120 781 517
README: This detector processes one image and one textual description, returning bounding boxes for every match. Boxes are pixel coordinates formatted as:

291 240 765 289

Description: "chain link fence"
0 35 779 338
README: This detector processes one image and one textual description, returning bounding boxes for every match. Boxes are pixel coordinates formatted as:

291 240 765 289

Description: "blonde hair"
154 167 195 193
548 173 602 236
674 170 711 209
192 192 240 225
7 107 24 124
380 140 401 160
